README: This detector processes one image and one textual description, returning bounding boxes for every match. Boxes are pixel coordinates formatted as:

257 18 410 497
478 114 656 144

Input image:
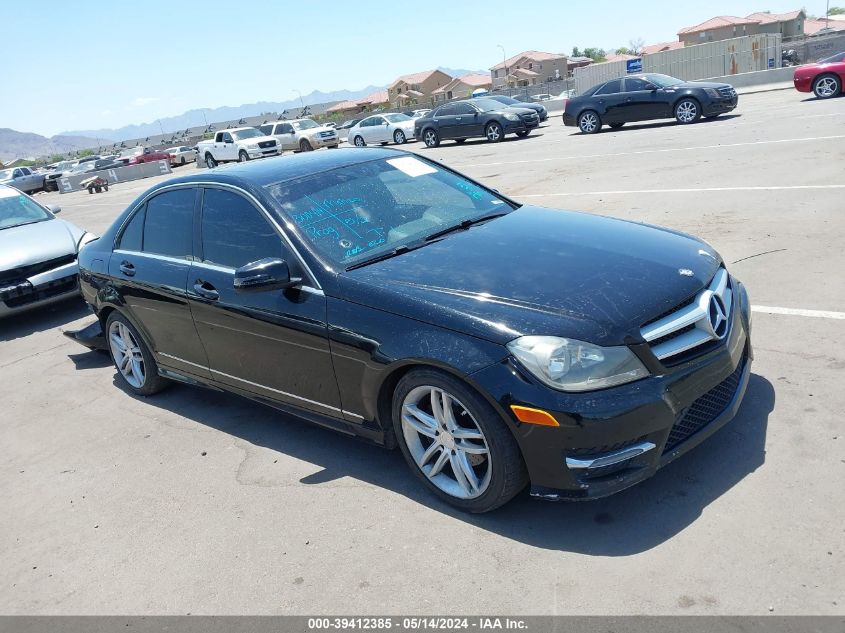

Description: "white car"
165 146 196 166
259 119 339 152
196 128 280 168
347 113 417 147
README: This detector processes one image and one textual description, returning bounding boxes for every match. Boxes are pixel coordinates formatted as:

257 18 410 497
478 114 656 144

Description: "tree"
615 46 633 55
78 148 95 157
571 46 582 58
829 6 845 14
628 37 645 55
583 47 607 62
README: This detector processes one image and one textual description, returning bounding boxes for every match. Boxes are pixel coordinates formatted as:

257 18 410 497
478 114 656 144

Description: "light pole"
497 44 508 89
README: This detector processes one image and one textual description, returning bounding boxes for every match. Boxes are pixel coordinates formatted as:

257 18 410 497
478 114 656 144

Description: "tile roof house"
641 40 684 55
326 90 390 115
604 53 640 63
803 17 845 35
489 50 568 88
431 73 492 102
386 69 453 108
678 10 806 45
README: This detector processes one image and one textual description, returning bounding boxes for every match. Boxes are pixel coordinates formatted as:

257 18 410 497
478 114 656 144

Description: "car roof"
160 147 405 190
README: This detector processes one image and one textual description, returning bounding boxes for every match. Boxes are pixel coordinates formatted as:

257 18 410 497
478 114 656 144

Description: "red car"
793 51 845 99
118 147 172 166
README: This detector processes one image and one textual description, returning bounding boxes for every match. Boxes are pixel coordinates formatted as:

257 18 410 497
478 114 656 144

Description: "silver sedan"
0 184 98 317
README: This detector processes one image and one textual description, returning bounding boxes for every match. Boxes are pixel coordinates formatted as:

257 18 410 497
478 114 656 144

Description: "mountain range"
3 68 487 161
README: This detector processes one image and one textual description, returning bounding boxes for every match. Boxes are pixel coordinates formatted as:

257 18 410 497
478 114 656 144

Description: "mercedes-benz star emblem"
678 268 694 277
708 294 729 339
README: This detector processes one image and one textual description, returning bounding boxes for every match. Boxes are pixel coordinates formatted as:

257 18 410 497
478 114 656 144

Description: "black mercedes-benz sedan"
563 73 739 133
482 94 549 121
414 98 539 147
68 148 752 512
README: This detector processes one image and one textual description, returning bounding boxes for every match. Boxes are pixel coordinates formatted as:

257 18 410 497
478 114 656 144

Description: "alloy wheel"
108 321 145 389
205 155 215 169
401 385 492 499
676 100 698 123
424 130 438 147
394 130 406 144
579 112 598 133
354 136 365 147
486 124 501 142
815 76 838 98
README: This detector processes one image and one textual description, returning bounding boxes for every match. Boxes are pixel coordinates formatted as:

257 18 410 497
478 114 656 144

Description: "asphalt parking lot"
2 89 843 615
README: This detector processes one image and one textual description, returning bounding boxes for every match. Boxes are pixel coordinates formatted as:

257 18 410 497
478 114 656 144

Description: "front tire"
299 139 313 152
238 151 249 162
205 153 217 168
813 73 841 99
392 369 528 513
485 121 503 142
393 130 406 144
353 135 365 147
674 98 701 124
578 110 601 134
423 128 440 148
106 312 169 396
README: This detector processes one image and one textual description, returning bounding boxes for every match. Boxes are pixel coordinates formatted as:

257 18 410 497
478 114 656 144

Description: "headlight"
507 336 648 392
246 143 259 149
503 113 520 121
704 88 721 98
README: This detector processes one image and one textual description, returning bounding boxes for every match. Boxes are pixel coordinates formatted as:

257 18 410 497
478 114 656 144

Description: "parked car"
793 51 845 99
164 146 197 166
42 160 79 191
323 122 337 129
65 148 752 512
347 113 417 146
0 184 97 317
118 147 172 165
0 167 45 194
482 94 548 121
530 93 553 101
564 73 738 133
68 158 124 175
336 118 362 131
259 119 339 152
197 128 280 168
414 98 539 147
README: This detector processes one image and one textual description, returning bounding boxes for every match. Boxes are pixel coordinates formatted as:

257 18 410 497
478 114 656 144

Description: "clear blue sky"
4 0 820 136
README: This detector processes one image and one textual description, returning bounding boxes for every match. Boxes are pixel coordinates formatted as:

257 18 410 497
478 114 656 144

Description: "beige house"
431 73 492 103
387 69 453 108
489 51 568 89
326 90 390 117
678 10 806 45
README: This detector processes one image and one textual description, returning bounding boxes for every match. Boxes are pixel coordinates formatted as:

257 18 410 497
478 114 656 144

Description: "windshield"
264 156 514 268
292 120 319 130
230 128 262 141
644 73 684 87
490 95 518 104
384 113 412 123
819 52 845 63
0 169 13 181
471 97 505 112
0 192 52 230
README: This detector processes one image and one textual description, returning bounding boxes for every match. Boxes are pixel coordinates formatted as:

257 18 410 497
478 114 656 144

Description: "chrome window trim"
112 181 322 290
156 352 361 419
114 248 192 265
189 260 324 296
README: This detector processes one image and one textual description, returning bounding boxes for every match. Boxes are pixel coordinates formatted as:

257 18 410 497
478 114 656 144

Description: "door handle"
119 260 135 277
625 97 633 102
455 117 462 120
193 280 219 301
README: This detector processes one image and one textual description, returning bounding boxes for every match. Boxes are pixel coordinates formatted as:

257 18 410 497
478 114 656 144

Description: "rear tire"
674 98 701 124
106 312 169 397
578 110 601 134
238 151 249 162
813 73 841 99
392 368 528 513
485 122 503 142
423 128 440 147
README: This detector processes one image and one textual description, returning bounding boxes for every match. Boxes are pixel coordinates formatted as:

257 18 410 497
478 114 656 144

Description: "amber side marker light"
510 405 560 427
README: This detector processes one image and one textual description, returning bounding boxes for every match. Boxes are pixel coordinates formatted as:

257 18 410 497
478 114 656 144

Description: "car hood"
674 81 732 90
306 127 336 136
500 106 537 116
337 206 721 346
0 218 86 271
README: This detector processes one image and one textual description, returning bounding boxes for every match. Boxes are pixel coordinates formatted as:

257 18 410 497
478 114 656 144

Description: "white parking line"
472 135 845 167
752 305 845 320
519 184 845 197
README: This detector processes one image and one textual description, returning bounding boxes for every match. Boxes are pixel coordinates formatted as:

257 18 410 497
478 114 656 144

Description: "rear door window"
118 207 146 252
596 79 623 95
142 188 195 259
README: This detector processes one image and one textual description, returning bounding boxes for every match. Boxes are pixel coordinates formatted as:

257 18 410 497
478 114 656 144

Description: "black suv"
563 73 738 133
414 98 539 147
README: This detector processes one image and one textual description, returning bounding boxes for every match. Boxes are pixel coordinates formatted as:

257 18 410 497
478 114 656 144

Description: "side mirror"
234 258 302 293
645 84 658 91
47 204 61 214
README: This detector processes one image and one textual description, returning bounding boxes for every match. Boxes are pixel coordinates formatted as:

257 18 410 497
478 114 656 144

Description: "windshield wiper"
423 212 508 242
346 242 428 271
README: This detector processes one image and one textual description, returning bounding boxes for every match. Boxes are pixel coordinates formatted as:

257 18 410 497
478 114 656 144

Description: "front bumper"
0 261 80 318
308 135 339 148
248 148 281 158
793 75 812 92
703 95 739 115
469 282 753 500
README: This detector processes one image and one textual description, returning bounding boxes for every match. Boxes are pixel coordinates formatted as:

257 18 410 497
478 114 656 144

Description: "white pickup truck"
259 119 339 152
197 127 280 168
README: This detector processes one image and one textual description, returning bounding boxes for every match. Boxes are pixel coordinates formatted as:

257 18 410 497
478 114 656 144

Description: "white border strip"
752 305 845 320
520 185 845 197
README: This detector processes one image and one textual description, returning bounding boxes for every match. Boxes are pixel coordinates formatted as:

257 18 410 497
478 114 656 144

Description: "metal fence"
574 33 782 94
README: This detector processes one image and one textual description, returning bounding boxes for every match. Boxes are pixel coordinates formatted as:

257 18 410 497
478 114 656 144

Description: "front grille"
3 275 78 308
663 356 746 452
522 113 539 124
0 254 76 285
640 267 732 364
719 87 737 98
319 131 336 138
258 140 276 149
